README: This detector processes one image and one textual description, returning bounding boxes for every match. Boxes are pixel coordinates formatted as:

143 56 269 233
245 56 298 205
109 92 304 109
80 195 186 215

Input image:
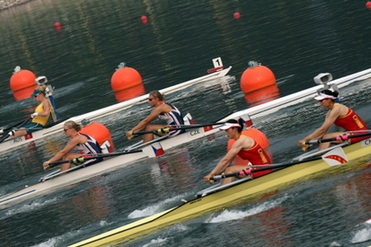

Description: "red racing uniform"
333 104 368 143
237 136 272 178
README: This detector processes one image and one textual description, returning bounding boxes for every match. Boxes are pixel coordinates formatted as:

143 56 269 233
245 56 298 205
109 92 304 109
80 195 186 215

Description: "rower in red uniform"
204 119 272 185
298 89 368 151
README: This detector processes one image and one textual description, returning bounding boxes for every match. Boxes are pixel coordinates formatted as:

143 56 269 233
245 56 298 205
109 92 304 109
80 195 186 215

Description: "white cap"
314 92 337 101
219 123 241 130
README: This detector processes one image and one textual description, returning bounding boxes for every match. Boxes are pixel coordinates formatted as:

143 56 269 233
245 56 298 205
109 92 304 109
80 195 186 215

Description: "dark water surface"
1 1 371 246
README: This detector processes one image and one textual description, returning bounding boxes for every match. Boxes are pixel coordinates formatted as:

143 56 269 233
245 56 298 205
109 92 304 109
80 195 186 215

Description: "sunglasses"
148 98 154 101
63 128 69 132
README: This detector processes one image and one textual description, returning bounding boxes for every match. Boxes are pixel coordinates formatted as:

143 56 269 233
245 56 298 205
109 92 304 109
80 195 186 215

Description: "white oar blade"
142 142 165 158
183 113 194 125
239 113 253 128
321 147 349 166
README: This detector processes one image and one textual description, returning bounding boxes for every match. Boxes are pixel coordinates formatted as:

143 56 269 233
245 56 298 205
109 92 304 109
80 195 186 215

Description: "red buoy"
140 15 148 24
111 67 143 92
366 1 371 9
240 62 276 94
54 22 62 32
81 122 115 153
10 70 37 91
233 12 241 19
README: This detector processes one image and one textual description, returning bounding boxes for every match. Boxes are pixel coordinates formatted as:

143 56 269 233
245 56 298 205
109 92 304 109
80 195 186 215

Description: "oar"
0 118 32 143
0 134 11 143
131 122 226 136
305 132 371 144
45 150 142 169
0 118 31 135
210 156 322 181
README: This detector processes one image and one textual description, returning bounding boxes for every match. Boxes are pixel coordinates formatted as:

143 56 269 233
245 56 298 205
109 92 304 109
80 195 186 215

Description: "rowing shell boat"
0 116 223 209
68 137 371 247
1 68 371 209
2 66 371 155
0 61 232 154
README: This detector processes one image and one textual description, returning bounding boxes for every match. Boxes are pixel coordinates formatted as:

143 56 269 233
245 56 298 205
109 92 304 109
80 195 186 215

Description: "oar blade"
142 142 165 158
321 147 349 166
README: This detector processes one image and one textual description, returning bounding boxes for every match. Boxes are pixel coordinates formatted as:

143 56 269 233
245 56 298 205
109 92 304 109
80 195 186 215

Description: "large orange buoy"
111 67 143 92
12 85 37 101
114 83 146 102
10 69 37 91
81 122 115 153
244 84 280 107
240 61 276 94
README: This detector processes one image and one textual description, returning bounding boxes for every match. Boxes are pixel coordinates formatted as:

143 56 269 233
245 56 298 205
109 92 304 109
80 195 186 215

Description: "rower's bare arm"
208 140 243 175
299 108 341 146
40 100 51 117
47 137 81 163
130 105 167 133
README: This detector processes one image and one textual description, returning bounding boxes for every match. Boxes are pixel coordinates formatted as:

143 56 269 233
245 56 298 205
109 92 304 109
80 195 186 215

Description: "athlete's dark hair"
226 119 243 132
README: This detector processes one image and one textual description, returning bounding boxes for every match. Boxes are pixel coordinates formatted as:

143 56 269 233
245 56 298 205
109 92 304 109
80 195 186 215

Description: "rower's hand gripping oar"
43 150 143 170
304 131 371 145
128 113 253 139
128 123 226 139
210 156 323 182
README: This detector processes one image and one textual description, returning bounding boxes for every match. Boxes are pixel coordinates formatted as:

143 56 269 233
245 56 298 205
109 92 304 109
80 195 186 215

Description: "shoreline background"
0 0 30 10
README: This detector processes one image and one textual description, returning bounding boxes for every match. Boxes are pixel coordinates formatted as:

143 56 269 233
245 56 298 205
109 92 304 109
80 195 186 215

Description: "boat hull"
0 66 232 154
0 124 219 209
69 138 371 247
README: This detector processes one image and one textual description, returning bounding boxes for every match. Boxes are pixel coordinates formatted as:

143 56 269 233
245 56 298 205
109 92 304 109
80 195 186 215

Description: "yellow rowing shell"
69 139 371 247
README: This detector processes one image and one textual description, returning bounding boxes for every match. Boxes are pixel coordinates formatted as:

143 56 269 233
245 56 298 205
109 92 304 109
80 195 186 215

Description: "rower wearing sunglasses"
126 90 185 142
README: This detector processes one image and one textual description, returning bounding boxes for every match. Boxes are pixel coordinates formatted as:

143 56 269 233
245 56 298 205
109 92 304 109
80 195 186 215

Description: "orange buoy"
366 1 371 9
240 61 276 94
81 122 115 153
12 85 37 101
111 67 143 92
244 84 280 107
10 70 37 91
140 15 148 24
233 12 241 19
114 83 146 102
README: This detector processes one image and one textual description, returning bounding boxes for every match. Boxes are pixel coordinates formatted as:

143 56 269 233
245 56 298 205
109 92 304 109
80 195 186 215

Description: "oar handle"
132 123 226 136
132 128 172 136
211 156 322 181
1 118 31 133
212 169 253 180
305 132 371 144
46 150 143 168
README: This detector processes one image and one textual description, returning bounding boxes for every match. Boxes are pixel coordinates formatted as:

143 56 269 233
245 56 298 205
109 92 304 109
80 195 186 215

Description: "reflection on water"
0 1 371 246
